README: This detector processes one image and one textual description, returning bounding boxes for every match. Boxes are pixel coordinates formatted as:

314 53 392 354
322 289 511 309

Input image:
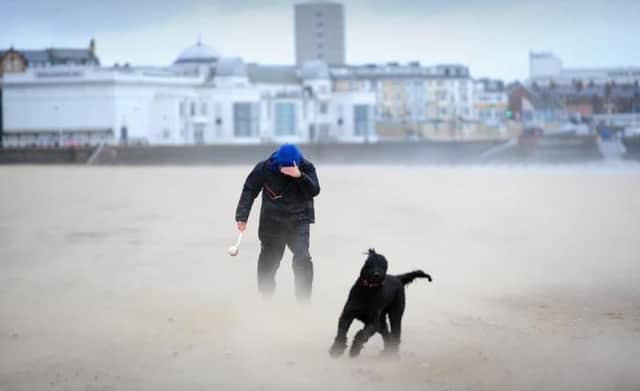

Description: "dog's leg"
350 320 379 357
329 312 354 357
379 313 391 349
385 292 406 355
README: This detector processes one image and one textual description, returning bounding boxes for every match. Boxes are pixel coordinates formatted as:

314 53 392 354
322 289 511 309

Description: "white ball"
228 246 239 256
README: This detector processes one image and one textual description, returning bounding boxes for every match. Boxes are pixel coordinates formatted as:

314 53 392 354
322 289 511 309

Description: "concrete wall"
0 146 95 164
0 136 605 165
87 139 598 165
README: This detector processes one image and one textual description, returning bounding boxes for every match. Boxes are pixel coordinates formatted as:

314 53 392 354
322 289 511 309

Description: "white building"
0 40 100 148
1 41 375 147
473 78 508 125
427 65 475 123
529 51 640 86
331 63 476 124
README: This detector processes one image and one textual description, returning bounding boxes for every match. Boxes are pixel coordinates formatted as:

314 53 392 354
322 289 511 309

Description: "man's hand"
237 221 247 232
280 162 302 178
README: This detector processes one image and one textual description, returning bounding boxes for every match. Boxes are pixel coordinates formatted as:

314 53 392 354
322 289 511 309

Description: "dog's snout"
373 272 381 278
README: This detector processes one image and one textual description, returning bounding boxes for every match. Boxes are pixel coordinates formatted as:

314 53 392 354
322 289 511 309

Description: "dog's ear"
368 248 377 256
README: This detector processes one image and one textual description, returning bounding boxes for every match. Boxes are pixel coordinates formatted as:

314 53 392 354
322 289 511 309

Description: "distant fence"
90 141 501 166
592 113 640 128
0 146 95 164
0 136 613 166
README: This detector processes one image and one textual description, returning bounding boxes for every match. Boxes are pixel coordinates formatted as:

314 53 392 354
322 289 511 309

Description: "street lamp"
53 105 62 147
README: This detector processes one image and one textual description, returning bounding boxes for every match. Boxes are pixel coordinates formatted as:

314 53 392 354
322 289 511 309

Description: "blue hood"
271 144 303 168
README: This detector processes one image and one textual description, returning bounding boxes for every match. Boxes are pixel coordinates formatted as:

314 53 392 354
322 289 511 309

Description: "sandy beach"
1 164 639 391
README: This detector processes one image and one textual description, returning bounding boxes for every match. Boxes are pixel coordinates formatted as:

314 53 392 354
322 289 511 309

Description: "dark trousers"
257 220 313 300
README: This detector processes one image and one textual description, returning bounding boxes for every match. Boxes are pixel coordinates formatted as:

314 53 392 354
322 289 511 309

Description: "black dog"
329 249 432 357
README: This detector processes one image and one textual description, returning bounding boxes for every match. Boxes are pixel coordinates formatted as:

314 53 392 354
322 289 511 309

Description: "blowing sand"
0 164 639 391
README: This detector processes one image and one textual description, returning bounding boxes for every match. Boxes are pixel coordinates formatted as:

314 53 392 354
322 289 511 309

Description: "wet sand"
0 164 639 391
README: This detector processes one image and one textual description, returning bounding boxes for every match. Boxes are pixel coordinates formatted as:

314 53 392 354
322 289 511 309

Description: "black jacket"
235 158 320 225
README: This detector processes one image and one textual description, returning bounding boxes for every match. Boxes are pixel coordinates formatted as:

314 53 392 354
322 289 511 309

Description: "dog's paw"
426 274 432 282
329 342 346 358
349 343 363 358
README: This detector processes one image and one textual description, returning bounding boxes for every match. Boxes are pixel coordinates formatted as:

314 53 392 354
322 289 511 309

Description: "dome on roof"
174 41 220 64
215 57 247 77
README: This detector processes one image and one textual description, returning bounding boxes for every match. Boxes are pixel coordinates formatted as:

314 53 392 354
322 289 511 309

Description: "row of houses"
0 40 376 147
522 52 640 132
3 42 637 148
0 38 518 147
331 63 507 126
1 40 514 147
509 81 640 131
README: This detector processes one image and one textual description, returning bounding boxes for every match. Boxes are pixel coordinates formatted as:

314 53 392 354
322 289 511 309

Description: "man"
235 144 320 301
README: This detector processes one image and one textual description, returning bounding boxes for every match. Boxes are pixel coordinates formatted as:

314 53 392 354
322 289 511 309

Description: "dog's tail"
398 270 432 285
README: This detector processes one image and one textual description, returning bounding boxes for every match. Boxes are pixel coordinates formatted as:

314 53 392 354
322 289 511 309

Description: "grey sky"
2 0 639 81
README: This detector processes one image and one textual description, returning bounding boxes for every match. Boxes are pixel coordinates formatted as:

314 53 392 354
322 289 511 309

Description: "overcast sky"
2 0 639 81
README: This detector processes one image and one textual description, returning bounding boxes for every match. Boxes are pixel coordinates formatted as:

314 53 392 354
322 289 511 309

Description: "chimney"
89 38 96 56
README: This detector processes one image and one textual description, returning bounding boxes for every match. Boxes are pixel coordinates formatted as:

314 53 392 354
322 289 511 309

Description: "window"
193 126 205 144
274 102 297 136
523 111 533 122
234 103 259 137
190 102 196 116
354 105 371 136
179 101 186 117
200 102 207 115
319 102 328 114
